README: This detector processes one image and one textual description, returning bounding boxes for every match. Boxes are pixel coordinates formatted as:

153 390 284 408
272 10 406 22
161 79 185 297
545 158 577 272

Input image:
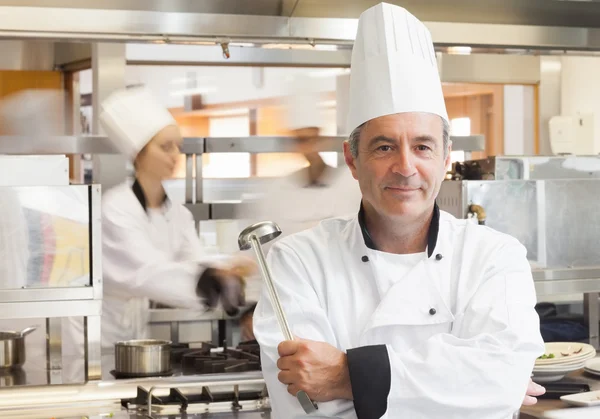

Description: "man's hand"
276 338 353 402
522 379 546 406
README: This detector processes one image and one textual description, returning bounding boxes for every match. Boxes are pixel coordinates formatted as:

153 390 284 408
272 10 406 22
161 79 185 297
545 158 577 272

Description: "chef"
253 3 545 419
66 87 253 353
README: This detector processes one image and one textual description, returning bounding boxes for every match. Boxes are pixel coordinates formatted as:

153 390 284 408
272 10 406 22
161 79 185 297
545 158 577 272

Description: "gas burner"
178 341 261 375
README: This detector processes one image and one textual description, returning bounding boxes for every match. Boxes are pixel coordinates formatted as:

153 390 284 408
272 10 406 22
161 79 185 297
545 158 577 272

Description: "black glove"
196 267 246 316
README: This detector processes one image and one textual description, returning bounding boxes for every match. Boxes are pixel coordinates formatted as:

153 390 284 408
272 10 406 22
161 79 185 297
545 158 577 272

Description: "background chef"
242 79 361 245
253 3 545 418
238 82 361 341
65 86 254 353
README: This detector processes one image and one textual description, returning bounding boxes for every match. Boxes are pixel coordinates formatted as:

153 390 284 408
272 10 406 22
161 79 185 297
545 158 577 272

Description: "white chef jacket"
253 204 544 419
64 180 224 354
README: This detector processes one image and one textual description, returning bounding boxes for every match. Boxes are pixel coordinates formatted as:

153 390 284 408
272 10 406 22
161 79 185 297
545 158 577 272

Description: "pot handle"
19 325 38 337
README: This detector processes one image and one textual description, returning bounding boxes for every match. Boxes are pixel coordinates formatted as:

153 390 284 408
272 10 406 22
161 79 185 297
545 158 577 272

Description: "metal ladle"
238 221 318 414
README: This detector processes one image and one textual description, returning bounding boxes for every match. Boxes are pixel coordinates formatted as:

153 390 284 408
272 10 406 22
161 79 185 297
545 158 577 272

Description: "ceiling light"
447 46 472 55
308 68 350 78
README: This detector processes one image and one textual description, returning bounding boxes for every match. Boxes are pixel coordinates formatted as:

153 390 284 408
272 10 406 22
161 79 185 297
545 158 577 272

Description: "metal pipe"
185 154 194 203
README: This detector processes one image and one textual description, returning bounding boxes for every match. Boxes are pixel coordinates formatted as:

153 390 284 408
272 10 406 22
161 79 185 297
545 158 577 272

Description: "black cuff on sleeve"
347 344 391 419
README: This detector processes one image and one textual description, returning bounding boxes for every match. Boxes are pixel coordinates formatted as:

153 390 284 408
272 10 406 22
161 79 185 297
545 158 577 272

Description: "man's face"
343 112 450 221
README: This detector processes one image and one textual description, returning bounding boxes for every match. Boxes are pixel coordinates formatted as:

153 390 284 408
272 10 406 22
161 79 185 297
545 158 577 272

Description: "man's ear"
444 140 453 171
343 141 359 180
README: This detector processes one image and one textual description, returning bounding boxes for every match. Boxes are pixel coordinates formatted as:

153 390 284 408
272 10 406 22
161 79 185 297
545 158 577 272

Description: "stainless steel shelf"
0 135 484 155
204 136 344 153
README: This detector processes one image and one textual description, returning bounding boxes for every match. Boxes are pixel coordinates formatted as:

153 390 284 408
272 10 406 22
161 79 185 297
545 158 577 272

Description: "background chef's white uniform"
100 181 220 347
64 88 226 354
253 3 544 419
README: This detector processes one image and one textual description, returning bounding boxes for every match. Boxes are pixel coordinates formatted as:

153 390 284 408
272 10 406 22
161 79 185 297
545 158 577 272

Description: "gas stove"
119 341 268 418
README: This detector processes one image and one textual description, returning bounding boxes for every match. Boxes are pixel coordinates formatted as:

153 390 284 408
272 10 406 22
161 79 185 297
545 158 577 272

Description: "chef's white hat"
285 75 322 131
347 2 448 133
99 87 177 160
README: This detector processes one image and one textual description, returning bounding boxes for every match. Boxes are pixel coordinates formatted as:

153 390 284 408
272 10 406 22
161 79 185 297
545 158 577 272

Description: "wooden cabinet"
0 70 62 99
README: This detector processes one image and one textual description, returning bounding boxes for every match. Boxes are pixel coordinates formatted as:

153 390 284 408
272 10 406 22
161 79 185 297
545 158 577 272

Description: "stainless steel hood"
1 0 600 27
1 6 600 52
1 1 600 53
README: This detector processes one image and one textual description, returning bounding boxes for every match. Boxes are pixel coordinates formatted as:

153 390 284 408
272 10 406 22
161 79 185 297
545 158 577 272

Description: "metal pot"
0 326 37 370
114 339 171 377
0 367 26 387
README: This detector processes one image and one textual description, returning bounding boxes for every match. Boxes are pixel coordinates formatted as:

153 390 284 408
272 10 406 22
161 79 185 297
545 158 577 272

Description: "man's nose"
390 148 417 178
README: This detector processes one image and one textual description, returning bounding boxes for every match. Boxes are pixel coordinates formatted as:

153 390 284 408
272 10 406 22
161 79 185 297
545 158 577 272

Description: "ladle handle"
250 235 293 341
249 235 318 413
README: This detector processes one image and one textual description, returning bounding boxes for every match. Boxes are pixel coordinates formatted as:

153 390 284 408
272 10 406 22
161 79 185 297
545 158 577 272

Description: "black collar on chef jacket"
357 201 440 258
132 179 169 213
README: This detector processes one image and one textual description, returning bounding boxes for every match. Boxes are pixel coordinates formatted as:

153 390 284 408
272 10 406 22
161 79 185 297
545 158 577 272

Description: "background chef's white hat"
99 86 177 160
284 75 322 131
347 2 448 133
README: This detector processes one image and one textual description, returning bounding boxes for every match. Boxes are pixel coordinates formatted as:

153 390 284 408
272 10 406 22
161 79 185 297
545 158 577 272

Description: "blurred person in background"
237 82 362 342
64 87 255 354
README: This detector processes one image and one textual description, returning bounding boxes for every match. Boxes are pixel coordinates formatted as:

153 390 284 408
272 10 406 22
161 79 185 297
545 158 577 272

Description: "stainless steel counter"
0 357 267 419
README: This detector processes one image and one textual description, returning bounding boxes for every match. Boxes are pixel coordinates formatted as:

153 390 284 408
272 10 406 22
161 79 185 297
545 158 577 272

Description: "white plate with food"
536 343 596 365
560 390 600 407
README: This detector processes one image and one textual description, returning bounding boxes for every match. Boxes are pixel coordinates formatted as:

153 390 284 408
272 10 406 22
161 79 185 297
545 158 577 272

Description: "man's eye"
378 145 392 152
416 145 431 151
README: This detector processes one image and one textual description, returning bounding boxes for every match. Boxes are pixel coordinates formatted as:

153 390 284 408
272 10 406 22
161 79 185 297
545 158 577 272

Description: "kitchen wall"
560 56 600 155
539 57 561 156
504 85 535 156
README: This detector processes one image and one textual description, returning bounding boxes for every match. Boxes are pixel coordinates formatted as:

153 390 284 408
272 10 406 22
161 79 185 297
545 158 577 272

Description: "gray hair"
348 116 450 158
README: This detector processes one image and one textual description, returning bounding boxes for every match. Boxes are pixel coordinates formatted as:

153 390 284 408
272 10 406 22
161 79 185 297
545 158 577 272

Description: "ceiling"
1 0 600 27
